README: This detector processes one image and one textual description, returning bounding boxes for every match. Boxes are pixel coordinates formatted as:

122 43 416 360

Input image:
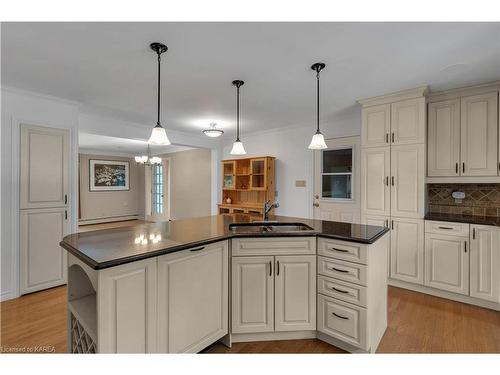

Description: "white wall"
221 107 361 219
1 87 79 301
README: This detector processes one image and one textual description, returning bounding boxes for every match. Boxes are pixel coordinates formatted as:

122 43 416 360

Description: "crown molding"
357 86 429 107
427 80 500 103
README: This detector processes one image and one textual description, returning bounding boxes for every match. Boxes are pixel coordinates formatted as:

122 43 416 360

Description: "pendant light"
148 42 171 145
308 62 328 150
203 122 224 137
230 80 246 155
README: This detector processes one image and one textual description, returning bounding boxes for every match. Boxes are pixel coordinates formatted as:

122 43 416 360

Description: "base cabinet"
424 233 469 295
390 217 424 284
470 225 500 303
232 254 316 334
97 257 157 353
157 242 229 353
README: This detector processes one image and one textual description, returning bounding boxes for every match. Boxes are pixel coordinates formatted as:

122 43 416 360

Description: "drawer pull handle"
330 247 349 253
332 312 349 320
190 246 205 252
331 267 349 273
331 286 349 294
438 226 453 230
269 261 272 277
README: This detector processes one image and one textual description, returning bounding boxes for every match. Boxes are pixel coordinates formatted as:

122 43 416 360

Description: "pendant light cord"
316 69 320 133
236 84 240 141
157 53 161 126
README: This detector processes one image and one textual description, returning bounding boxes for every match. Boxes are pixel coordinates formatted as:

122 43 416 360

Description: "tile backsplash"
427 184 500 217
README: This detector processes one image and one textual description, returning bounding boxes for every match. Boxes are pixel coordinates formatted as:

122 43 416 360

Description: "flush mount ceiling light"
230 80 246 155
308 62 328 150
148 42 171 145
203 123 224 138
135 143 162 166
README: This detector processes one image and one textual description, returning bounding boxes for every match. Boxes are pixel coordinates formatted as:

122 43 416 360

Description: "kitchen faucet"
263 200 279 221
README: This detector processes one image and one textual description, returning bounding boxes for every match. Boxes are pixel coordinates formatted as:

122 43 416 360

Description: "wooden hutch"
218 156 275 216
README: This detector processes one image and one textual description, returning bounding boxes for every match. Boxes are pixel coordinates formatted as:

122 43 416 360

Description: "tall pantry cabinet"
19 124 70 294
359 88 427 284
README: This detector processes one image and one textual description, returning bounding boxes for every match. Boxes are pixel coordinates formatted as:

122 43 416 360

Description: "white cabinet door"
390 144 425 218
361 147 390 216
232 256 274 333
20 207 69 294
427 99 461 176
361 214 390 229
390 217 424 284
470 225 500 302
98 257 157 353
157 241 228 353
424 233 469 295
361 104 391 148
274 255 316 332
460 92 498 176
390 98 426 145
20 125 69 209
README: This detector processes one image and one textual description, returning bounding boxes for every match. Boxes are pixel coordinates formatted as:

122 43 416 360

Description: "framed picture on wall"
89 159 130 191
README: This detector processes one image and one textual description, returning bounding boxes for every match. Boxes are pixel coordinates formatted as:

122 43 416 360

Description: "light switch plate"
295 180 306 187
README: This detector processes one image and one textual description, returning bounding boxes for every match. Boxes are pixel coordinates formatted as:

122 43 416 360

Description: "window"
152 164 163 215
321 148 353 200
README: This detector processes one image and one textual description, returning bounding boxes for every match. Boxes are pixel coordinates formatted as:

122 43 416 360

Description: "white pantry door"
313 136 361 223
146 158 170 221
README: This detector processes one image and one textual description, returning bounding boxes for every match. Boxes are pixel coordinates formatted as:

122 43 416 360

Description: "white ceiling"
78 132 194 156
2 22 500 137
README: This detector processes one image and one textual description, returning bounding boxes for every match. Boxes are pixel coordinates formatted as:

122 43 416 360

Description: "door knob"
313 203 320 207
314 194 319 199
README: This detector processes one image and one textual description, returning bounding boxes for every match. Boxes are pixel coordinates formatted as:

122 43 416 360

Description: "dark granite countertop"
60 214 388 270
425 212 500 227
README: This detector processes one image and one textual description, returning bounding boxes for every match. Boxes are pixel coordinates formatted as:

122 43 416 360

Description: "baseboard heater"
78 215 140 226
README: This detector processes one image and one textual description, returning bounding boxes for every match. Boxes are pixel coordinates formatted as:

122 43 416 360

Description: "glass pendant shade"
149 156 162 164
308 131 327 150
230 140 246 155
148 124 171 145
203 123 224 138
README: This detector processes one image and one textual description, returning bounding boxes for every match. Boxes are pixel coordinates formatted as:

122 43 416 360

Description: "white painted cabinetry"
427 99 461 176
470 225 500 303
390 217 424 284
390 98 426 145
361 104 391 148
424 232 469 295
157 241 229 353
20 207 69 293
427 90 499 178
361 147 391 216
19 124 70 294
274 256 316 331
97 257 157 353
231 256 275 333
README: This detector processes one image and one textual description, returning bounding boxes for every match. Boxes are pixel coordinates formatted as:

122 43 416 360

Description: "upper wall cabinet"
390 98 426 145
20 125 69 209
461 92 498 176
427 87 499 179
361 104 391 148
427 99 461 176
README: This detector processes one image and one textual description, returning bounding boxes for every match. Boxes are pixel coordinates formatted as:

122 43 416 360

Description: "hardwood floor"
1 285 498 353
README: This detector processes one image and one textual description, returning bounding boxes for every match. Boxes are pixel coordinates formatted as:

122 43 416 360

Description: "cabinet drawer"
317 256 367 286
231 237 316 256
318 237 367 265
317 294 367 349
425 220 469 237
318 275 367 307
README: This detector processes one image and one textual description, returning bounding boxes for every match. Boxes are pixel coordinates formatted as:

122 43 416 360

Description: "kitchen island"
61 214 389 354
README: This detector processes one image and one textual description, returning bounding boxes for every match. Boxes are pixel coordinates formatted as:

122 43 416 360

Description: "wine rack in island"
219 156 276 216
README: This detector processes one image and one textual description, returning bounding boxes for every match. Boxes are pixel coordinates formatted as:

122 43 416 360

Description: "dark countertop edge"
424 213 500 227
61 228 390 271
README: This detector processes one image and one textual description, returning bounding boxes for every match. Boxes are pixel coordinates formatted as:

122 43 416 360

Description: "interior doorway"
146 158 170 221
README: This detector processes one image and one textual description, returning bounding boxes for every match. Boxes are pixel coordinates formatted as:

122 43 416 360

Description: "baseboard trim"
231 330 317 343
1 290 15 302
388 279 500 311
78 215 139 226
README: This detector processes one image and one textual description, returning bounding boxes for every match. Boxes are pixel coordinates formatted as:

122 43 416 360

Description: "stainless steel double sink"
229 222 314 234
